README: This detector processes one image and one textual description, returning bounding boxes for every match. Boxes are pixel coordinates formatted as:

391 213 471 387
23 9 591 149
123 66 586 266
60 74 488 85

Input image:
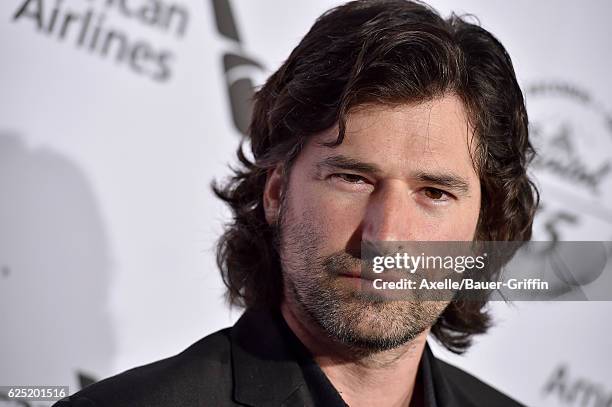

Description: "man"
56 0 538 406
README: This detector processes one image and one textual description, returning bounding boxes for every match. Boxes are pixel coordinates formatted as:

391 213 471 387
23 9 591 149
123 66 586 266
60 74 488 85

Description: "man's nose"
361 181 415 243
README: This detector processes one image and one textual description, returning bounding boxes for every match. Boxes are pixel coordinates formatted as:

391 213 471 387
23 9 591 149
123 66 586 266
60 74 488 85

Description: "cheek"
415 192 481 241
294 183 365 238
441 198 481 240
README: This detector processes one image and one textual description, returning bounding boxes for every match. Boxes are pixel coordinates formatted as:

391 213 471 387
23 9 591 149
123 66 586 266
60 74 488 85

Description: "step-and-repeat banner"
1 1 611 406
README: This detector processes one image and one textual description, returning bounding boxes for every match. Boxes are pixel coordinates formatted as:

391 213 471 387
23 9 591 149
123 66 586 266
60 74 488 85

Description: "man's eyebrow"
316 154 383 175
413 171 471 194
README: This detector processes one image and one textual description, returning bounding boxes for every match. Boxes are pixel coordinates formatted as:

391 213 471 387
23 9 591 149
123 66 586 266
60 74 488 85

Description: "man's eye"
423 187 449 200
332 173 367 184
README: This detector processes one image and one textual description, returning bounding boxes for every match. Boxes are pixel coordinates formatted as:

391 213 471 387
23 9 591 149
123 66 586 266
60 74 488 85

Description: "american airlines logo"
211 0 264 135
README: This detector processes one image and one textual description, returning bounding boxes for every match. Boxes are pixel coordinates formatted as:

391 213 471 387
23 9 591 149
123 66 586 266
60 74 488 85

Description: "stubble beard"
275 196 449 353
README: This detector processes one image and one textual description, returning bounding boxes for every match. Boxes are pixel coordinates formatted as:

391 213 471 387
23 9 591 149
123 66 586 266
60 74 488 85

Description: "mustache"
321 240 387 270
322 251 362 273
321 241 419 281
321 251 382 281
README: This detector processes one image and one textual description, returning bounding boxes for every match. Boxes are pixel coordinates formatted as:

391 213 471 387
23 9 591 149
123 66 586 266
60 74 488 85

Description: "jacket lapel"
422 343 477 407
230 309 315 407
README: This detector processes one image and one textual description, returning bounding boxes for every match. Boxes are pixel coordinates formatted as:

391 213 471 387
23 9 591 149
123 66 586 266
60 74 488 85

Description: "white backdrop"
1 1 611 406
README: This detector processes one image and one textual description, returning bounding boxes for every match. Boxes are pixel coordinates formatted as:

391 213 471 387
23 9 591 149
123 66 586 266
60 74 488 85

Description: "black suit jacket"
54 309 525 407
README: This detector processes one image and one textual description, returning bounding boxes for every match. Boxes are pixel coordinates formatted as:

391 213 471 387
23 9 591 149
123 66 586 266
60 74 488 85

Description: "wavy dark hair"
212 0 539 353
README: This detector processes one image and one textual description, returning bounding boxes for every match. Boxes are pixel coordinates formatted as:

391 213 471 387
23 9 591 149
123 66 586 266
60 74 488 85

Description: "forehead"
301 95 478 179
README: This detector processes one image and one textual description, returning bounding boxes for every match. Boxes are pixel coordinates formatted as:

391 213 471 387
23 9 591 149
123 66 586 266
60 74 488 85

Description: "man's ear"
263 165 284 225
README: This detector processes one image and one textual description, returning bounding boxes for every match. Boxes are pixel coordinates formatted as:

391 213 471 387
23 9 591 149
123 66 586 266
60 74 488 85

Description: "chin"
316 296 442 352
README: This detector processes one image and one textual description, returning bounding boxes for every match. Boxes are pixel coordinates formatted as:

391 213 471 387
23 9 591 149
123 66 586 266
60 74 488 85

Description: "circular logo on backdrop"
518 81 612 299
526 81 612 242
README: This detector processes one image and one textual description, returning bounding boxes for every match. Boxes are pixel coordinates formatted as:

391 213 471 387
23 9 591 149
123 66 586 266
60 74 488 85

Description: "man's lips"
338 270 374 281
336 265 407 283
336 264 381 282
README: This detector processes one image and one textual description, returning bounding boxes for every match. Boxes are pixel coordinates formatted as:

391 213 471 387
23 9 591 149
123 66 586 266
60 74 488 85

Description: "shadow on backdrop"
0 133 114 400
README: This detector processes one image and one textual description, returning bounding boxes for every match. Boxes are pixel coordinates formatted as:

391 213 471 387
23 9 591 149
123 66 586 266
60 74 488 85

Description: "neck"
280 301 429 407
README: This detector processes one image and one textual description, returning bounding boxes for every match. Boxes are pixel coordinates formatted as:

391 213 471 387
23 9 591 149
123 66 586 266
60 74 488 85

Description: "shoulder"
436 358 525 407
53 327 236 407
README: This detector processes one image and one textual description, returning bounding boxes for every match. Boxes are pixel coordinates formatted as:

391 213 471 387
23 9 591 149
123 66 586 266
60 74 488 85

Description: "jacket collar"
421 341 461 407
231 308 313 407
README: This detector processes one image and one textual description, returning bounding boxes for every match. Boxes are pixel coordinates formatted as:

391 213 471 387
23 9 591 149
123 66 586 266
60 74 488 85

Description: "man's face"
272 95 481 351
